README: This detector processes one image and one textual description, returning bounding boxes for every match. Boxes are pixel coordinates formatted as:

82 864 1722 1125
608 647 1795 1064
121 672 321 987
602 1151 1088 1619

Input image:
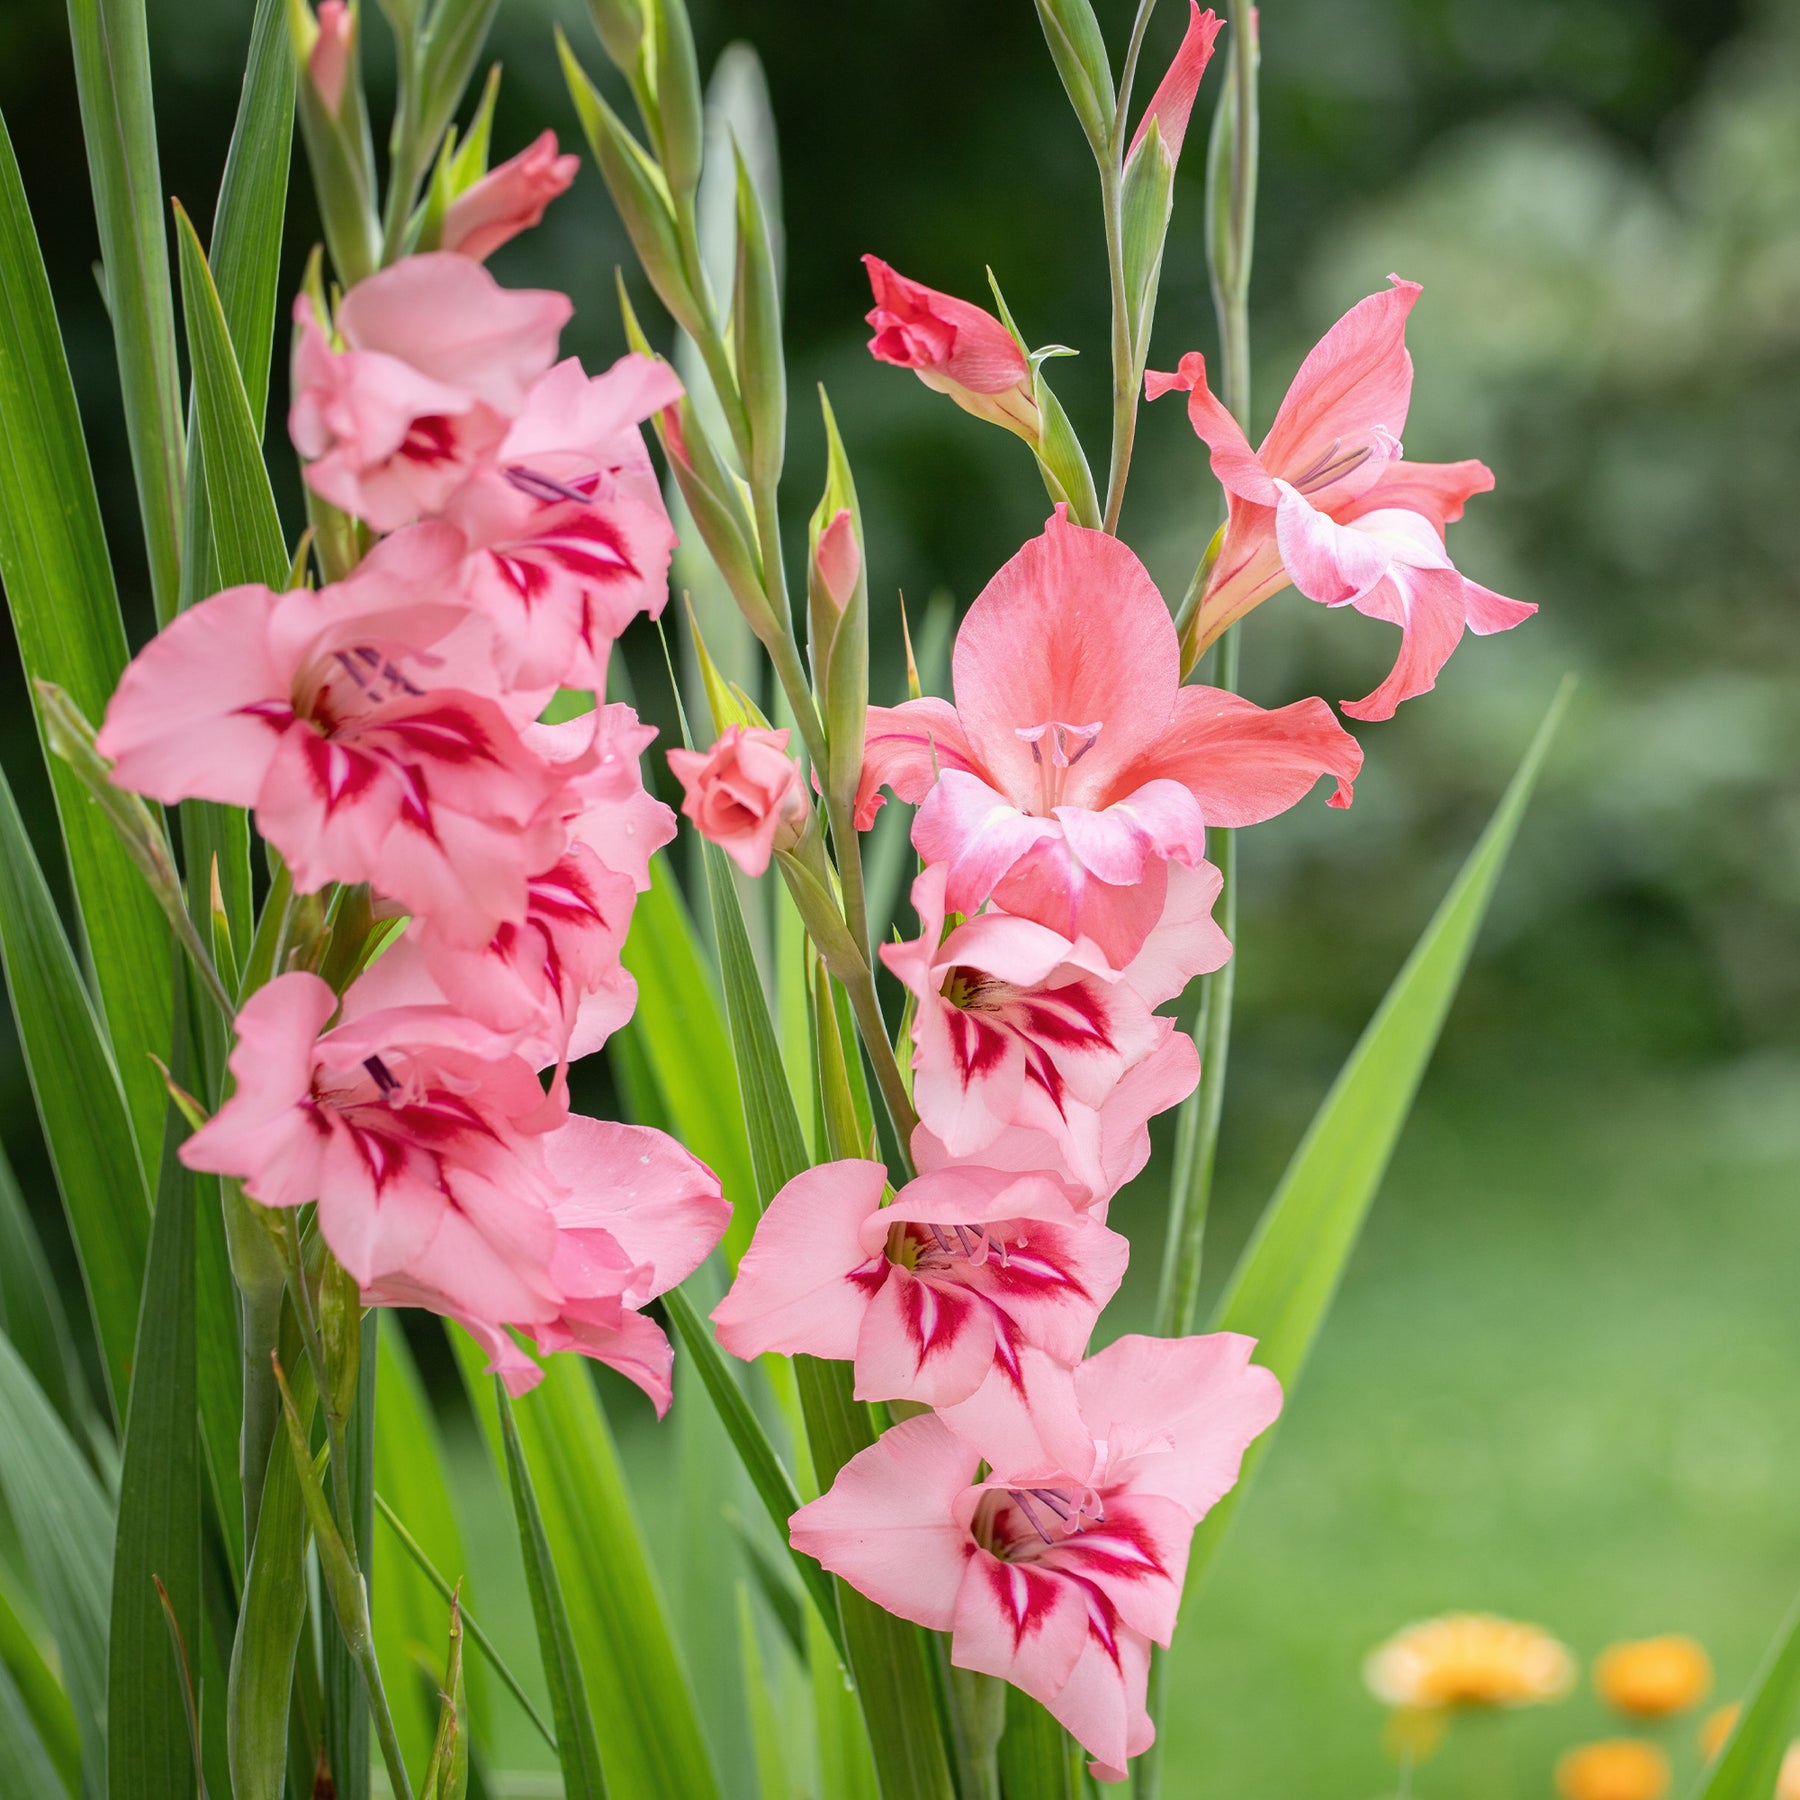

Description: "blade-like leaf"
736 1585 796 1800
0 1332 113 1800
621 856 758 1237
107 1062 202 1800
66 0 185 621
997 1687 1080 1800
0 1658 68 1800
228 1338 315 1800
1692 1582 1800 1800
1188 678 1572 1590
662 1285 844 1660
0 105 174 1167
323 1312 378 1800
496 1383 608 1800
375 1315 488 1768
471 1348 719 1800
0 1563 82 1796
173 203 288 592
0 762 152 1416
697 839 956 1800
0 1134 90 1435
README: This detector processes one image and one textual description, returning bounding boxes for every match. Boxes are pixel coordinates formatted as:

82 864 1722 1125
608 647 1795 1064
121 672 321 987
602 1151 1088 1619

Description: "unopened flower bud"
308 0 354 115
1126 4 1222 167
667 725 806 877
862 256 1039 443
813 507 860 614
440 130 579 262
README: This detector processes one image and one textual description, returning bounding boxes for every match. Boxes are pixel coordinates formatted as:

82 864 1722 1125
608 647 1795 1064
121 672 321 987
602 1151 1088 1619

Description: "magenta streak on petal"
401 415 458 467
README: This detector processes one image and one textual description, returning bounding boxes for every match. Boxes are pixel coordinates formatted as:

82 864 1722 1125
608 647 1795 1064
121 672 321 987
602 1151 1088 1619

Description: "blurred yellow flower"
1779 1741 1800 1800
1364 1613 1576 1710
1555 1738 1672 1800
1699 1702 1740 1760
1594 1635 1713 1717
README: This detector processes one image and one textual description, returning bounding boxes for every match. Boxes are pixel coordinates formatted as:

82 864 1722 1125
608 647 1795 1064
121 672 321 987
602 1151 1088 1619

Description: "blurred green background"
2 0 1798 1793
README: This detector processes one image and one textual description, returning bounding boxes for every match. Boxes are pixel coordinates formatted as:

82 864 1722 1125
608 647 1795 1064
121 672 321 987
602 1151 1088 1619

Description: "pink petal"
1127 4 1223 162
439 129 580 263
913 770 1062 915
861 256 1029 395
709 1159 887 1362
1037 1491 1194 1648
951 1551 1089 1716
1273 479 1402 606
1144 351 1274 506
1464 578 1536 637
992 843 1171 968
96 583 289 807
854 1265 996 1406
1118 685 1362 821
1348 456 1493 531
789 1413 980 1630
1043 1613 1154 1783
1121 860 1230 1008
951 511 1179 807
1258 276 1422 496
857 697 981 828
533 1308 676 1416
936 1341 1097 1485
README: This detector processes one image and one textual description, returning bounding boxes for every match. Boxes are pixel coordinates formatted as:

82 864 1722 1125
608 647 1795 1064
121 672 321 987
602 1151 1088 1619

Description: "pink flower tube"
440 130 580 262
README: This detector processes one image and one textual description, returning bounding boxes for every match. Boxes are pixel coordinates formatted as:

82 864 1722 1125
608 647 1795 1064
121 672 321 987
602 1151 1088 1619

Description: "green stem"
1142 9 1258 1796
278 1211 357 1556
1099 160 1135 535
841 958 919 1167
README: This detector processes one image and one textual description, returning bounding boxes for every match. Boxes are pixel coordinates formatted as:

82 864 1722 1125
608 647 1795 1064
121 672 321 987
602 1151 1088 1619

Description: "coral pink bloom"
862 255 1039 440
790 1333 1282 1781
710 1159 1125 1418
858 508 1361 963
527 705 678 896
882 864 1221 1186
182 975 727 1405
96 531 573 947
442 354 683 691
667 724 806 877
290 254 572 531
1147 276 1534 719
1126 4 1222 163
439 130 580 262
307 0 354 114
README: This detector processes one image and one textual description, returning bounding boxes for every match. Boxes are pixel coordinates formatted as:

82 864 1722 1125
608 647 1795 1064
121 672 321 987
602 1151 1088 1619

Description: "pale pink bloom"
1126 4 1222 163
439 130 580 262
863 256 1039 440
1147 276 1534 720
857 508 1361 963
182 974 727 1406
710 1158 1125 1419
440 354 683 690
307 0 354 115
882 864 1222 1186
790 1333 1282 1781
527 705 679 897
96 529 573 948
667 724 807 877
290 254 572 531
814 506 860 611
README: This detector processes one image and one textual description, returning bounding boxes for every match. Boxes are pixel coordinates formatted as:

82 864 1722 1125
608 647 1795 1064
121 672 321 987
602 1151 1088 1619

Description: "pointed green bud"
805 390 868 816
586 0 645 72
420 1590 468 1800
1030 366 1102 528
273 1354 371 1653
649 0 705 200
1120 117 1176 363
288 0 380 284
732 146 785 492
561 30 702 339
1032 0 1115 156
416 0 505 173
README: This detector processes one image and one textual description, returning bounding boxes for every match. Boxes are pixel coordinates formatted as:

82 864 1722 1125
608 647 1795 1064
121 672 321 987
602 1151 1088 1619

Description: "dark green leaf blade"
66 0 185 621
1188 678 1573 1590
0 104 174 1168
0 1133 90 1435
0 762 152 1416
0 1657 68 1800
107 1056 202 1800
0 1331 113 1800
497 1382 608 1800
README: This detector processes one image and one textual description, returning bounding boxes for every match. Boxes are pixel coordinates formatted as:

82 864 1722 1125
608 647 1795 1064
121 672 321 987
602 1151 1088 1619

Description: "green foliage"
1693 1584 1800 1800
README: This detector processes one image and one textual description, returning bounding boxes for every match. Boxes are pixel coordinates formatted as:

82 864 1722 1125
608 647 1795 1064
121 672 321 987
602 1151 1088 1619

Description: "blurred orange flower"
1364 1613 1576 1710
1779 1741 1800 1800
1594 1635 1713 1717
1699 1702 1740 1760
1555 1738 1672 1800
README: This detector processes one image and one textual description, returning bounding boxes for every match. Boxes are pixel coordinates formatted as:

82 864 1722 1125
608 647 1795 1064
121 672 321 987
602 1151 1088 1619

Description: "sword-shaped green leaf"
1691 1582 1800 1800
1187 678 1572 1592
0 105 173 1170
0 763 152 1417
0 1333 113 1800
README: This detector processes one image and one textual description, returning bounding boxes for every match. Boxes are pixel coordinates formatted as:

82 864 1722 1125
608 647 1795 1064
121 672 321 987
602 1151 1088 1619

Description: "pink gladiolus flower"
789 1333 1282 1780
667 724 807 877
307 0 354 115
290 254 572 531
857 507 1362 963
1147 276 1535 719
1126 4 1222 163
881 864 1223 1189
96 530 573 947
710 1159 1126 1418
439 130 580 262
862 256 1039 440
182 974 727 1406
440 354 683 691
